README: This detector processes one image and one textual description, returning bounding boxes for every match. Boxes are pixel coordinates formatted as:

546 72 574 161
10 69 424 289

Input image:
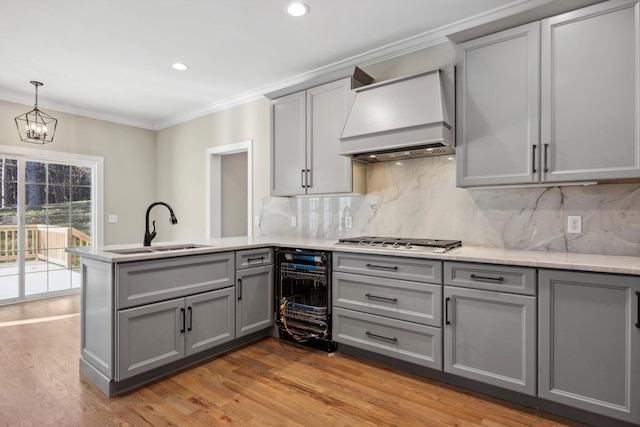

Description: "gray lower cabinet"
332 252 443 370
80 251 244 395
538 269 640 424
236 265 274 338
117 287 235 381
443 262 537 395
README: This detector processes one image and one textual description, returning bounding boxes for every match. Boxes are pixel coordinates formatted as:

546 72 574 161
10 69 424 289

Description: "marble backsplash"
257 156 640 256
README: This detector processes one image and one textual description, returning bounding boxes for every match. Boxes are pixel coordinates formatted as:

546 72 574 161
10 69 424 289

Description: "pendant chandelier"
14 81 58 144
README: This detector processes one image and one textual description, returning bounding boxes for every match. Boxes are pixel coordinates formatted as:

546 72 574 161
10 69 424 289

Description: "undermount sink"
150 244 211 251
105 244 212 255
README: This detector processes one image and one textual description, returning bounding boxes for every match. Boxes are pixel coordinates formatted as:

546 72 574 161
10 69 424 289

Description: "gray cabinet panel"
236 247 274 269
81 259 114 377
306 79 355 194
333 271 441 327
271 91 306 196
457 22 540 187
333 307 442 370
333 252 442 284
539 269 640 423
444 286 536 395
270 78 364 196
236 265 274 338
116 253 234 309
117 298 185 380
444 261 536 295
186 288 235 356
541 0 640 182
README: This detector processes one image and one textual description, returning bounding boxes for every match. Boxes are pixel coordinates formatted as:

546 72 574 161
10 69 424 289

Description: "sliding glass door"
0 150 99 304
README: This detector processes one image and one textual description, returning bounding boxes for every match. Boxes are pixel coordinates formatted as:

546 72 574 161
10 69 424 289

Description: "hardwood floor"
0 295 588 427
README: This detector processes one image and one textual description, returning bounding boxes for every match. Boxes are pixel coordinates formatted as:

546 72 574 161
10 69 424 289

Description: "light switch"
108 214 118 224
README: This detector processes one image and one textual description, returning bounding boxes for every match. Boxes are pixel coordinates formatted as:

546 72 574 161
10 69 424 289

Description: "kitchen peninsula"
69 236 640 427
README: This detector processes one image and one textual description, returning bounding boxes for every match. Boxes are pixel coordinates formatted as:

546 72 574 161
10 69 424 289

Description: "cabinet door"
236 265 274 338
541 0 640 182
539 269 640 424
185 287 235 357
444 286 536 395
117 298 185 380
456 22 540 187
271 90 306 196
307 78 355 194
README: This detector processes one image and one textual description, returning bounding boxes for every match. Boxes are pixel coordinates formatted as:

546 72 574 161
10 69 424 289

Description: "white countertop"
66 236 640 276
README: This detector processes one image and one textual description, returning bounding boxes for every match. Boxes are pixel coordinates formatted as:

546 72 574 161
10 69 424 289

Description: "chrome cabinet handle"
365 331 397 343
365 293 398 302
365 263 398 271
470 273 504 283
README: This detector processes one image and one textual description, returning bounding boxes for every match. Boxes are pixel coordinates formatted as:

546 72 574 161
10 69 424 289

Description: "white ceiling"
1 0 520 130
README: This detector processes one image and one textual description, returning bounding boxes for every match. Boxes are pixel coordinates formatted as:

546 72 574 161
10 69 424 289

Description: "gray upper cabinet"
456 22 540 187
538 269 640 424
271 91 306 196
271 78 365 196
457 0 640 187
541 0 640 182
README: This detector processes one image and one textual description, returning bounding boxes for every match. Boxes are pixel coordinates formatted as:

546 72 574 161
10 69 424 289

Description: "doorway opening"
206 141 252 238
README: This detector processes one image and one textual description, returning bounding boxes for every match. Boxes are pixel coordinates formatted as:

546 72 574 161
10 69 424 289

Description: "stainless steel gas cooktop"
336 236 462 252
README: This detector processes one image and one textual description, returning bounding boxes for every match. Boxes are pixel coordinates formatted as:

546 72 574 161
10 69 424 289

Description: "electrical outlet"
568 215 582 234
345 216 353 229
291 216 297 227
108 214 118 224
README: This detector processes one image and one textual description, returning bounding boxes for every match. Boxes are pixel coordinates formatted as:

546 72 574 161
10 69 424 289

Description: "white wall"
155 98 270 241
0 100 156 245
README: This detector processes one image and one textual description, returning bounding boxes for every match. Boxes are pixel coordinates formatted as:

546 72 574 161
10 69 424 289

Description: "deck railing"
0 225 91 268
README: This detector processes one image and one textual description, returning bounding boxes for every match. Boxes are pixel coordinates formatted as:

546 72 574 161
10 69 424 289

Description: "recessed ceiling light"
287 2 309 17
172 63 189 71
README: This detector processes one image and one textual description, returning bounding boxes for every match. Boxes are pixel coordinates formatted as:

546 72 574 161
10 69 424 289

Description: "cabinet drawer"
117 253 235 309
236 248 274 269
333 307 442 370
333 272 441 327
444 262 536 295
333 252 442 284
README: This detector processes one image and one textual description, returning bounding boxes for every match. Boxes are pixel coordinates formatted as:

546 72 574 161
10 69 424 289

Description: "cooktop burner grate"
338 236 462 250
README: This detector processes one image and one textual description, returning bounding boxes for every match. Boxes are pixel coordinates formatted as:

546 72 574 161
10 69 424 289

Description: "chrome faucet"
144 202 178 246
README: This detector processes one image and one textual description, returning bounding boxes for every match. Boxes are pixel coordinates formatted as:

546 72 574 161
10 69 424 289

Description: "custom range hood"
340 67 455 163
